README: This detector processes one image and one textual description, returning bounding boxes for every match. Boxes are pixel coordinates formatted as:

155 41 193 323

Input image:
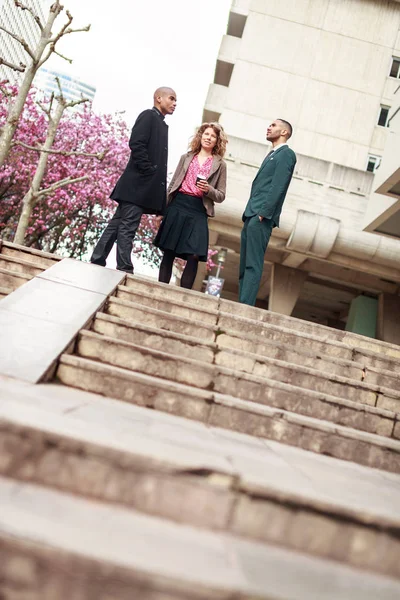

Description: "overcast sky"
48 0 232 169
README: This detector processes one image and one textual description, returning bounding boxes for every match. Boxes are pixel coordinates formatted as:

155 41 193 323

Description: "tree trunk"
0 2 62 168
14 100 64 244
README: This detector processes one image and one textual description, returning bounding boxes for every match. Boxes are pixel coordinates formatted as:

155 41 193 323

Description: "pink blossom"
0 83 130 258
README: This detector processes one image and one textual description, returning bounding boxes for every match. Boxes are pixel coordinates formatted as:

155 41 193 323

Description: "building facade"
0 0 96 103
201 0 400 342
0 0 47 84
34 68 96 104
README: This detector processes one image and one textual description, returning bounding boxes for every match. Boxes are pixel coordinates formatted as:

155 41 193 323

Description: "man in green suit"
239 119 296 306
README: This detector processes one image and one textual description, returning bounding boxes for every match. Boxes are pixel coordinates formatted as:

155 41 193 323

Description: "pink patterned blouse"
179 155 213 197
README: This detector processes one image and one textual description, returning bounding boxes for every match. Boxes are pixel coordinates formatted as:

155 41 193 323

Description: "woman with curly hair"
154 122 227 289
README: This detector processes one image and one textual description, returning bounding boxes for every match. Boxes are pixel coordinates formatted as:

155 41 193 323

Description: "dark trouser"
239 215 273 306
90 202 143 273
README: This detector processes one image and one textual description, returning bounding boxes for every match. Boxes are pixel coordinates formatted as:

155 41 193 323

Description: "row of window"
377 56 400 127
367 57 400 171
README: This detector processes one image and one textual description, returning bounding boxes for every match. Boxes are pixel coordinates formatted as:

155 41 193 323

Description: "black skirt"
153 192 209 261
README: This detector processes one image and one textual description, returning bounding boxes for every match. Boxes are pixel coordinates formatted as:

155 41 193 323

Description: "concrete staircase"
59 275 400 473
0 239 60 299
1 245 400 599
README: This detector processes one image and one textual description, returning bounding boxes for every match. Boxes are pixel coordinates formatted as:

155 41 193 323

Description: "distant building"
0 2 95 105
0 0 47 84
34 68 96 104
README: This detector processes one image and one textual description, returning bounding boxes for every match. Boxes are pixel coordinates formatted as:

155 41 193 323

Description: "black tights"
158 250 199 289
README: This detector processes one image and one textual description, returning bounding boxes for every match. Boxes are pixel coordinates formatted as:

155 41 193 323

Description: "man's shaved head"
277 119 293 139
154 87 176 101
153 87 177 116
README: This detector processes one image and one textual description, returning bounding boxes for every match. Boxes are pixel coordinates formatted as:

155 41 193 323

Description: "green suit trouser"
239 215 273 306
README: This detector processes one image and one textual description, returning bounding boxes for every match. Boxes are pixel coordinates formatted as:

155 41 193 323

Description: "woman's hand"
196 179 209 194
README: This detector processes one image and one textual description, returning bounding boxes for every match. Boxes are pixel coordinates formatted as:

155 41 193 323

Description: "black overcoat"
110 107 168 214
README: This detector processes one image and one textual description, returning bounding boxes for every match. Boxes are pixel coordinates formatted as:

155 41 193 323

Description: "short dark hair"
277 119 293 139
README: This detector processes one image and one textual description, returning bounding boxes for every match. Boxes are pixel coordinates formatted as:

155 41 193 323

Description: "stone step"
93 312 400 393
0 240 61 269
105 295 400 375
218 310 400 362
56 354 400 474
0 266 32 291
93 312 216 363
0 253 44 277
117 283 218 325
124 274 218 310
0 285 11 300
218 323 400 375
2 477 399 599
219 296 400 357
215 336 400 399
107 296 216 341
77 329 399 435
124 274 400 360
2 377 400 579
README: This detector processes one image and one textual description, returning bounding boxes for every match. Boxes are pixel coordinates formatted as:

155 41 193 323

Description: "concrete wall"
206 0 400 170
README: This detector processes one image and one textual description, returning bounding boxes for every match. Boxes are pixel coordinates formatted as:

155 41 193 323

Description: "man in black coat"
90 87 177 273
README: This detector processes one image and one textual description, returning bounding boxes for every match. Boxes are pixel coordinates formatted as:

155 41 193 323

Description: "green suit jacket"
243 145 296 227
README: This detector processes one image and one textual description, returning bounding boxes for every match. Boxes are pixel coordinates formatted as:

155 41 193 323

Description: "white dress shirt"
269 142 288 155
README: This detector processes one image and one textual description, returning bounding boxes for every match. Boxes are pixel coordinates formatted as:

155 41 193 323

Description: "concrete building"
34 67 96 104
200 0 400 343
0 0 47 84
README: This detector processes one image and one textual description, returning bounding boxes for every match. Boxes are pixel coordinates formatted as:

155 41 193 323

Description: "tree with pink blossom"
13 79 94 244
0 0 90 167
0 82 138 258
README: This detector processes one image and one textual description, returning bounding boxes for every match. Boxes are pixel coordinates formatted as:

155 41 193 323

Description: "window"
378 105 390 127
366 155 381 173
213 60 234 87
227 11 247 38
389 57 400 78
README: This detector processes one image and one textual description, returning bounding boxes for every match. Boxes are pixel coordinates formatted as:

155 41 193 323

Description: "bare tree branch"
53 77 89 108
0 57 26 72
33 175 89 199
39 15 91 66
64 25 91 35
37 92 55 117
11 140 108 161
0 82 12 97
66 96 89 109
0 25 35 60
53 49 72 63
51 77 89 109
55 76 63 98
47 9 73 45
38 8 73 68
14 0 44 31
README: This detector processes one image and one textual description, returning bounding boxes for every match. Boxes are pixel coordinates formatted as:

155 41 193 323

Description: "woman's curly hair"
189 122 228 158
